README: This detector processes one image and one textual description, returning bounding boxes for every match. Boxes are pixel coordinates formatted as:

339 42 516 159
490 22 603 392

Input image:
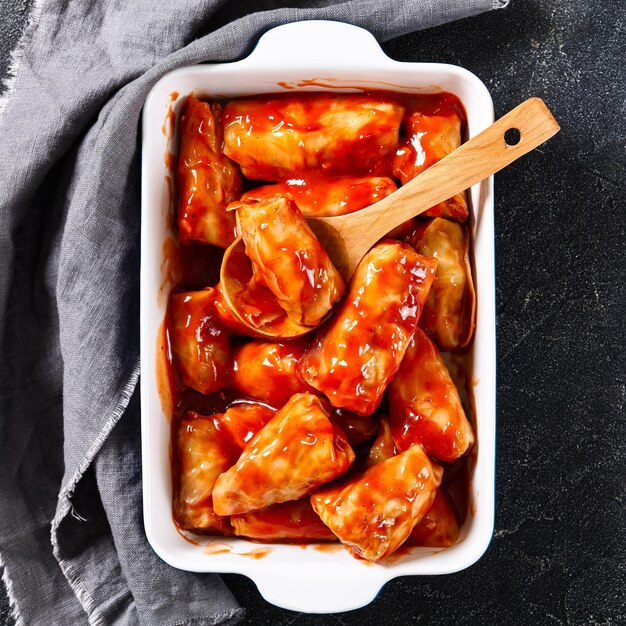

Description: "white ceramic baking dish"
140 20 496 613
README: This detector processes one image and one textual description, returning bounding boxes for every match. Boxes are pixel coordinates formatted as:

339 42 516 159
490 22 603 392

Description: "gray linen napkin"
0 1 508 624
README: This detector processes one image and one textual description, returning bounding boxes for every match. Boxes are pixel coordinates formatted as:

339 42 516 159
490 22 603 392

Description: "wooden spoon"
221 97 560 337
307 97 560 277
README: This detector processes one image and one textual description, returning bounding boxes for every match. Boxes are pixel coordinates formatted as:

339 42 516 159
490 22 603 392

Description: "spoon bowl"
220 238 317 339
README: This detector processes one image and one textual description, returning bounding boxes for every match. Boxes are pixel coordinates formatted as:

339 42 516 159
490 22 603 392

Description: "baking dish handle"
252 569 387 613
243 20 389 65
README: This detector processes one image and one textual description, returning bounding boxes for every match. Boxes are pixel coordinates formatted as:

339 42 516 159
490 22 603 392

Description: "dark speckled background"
1 0 624 624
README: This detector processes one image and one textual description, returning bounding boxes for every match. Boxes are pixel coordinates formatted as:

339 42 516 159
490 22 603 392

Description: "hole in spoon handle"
504 127 521 146
482 97 560 165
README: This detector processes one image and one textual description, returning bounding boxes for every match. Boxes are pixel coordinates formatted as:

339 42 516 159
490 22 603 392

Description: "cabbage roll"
364 417 398 468
223 94 404 180
168 288 231 394
228 339 314 408
310 444 442 561
393 107 468 221
173 413 236 533
300 241 438 415
212 393 354 515
231 498 336 542
407 218 476 350
235 196 345 326
361 412 461 548
176 96 241 247
242 175 397 217
389 328 474 463
407 490 460 548
217 402 276 450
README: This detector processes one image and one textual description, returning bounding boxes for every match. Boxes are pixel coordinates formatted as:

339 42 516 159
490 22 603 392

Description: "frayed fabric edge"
492 0 510 8
0 0 48 121
48 538 107 626
0 553 24 626
50 358 141 626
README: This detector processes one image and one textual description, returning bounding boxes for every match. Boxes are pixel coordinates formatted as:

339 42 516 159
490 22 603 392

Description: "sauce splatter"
202 541 234 556
164 150 177 170
276 78 440 92
312 542 344 554
238 547 273 559
162 90 180 137
175 525 201 546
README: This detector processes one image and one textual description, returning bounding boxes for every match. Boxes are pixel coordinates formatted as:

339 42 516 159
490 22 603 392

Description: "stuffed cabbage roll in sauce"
231 498 336 542
311 444 442 562
212 393 354 516
228 339 314 408
393 95 468 221
364 417 398 468
168 288 231 394
407 218 476 351
242 175 397 217
361 419 460 549
300 241 438 416
176 96 241 247
173 412 236 533
389 328 474 463
216 402 276 450
407 490 460 548
235 195 345 326
222 94 404 180
174 403 274 532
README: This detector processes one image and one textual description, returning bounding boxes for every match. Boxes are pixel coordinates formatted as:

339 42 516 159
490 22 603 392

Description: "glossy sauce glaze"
241 175 397 217
231 498 336 542
228 339 314 407
299 241 438 416
222 93 404 180
168 289 231 395
212 393 355 516
176 97 240 247
164 90 476 561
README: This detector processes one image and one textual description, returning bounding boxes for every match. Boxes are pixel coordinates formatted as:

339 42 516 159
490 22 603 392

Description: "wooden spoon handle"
340 97 560 246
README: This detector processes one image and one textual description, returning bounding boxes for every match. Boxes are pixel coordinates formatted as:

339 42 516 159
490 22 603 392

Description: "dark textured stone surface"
0 2 34 622
1 0 624 624
0 0 30 82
